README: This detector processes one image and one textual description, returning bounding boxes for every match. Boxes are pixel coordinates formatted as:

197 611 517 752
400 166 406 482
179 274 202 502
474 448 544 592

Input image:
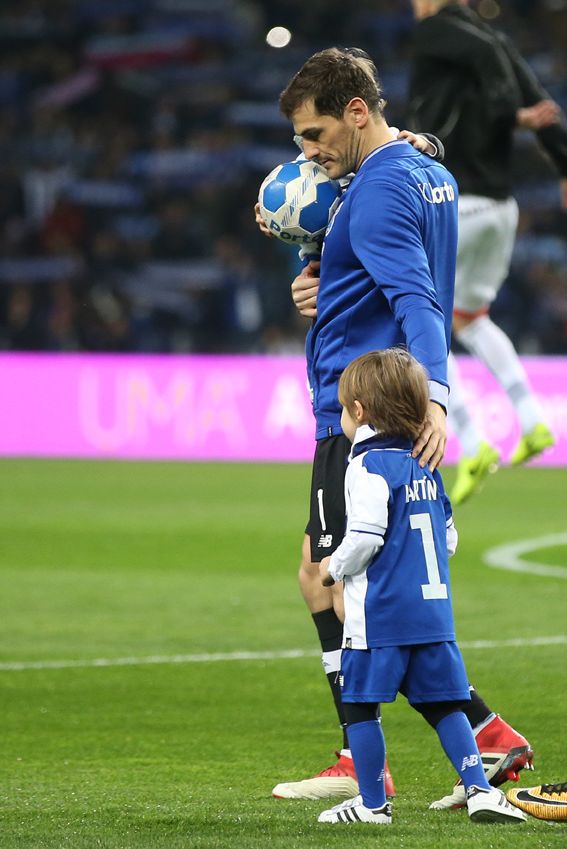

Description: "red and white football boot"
273 752 396 800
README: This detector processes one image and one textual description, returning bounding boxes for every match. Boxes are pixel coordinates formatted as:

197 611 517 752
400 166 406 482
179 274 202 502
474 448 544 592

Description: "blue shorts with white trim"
340 641 471 705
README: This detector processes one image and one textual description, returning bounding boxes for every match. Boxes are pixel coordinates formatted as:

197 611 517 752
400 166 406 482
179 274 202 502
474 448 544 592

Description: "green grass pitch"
0 458 565 848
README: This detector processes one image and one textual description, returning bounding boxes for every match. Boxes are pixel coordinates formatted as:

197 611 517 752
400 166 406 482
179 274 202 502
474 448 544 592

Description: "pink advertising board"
0 353 565 464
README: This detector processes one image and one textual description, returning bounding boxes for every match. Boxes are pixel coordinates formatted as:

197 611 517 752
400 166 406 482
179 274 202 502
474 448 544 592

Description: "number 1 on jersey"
409 512 448 600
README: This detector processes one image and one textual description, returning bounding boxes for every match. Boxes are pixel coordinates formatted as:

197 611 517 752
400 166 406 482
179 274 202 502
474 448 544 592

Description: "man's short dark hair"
279 47 385 120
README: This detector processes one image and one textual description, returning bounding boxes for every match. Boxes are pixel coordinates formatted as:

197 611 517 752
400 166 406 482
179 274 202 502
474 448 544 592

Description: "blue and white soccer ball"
258 160 341 247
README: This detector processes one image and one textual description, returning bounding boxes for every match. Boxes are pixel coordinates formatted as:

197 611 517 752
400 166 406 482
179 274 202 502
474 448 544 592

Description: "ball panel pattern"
258 160 340 245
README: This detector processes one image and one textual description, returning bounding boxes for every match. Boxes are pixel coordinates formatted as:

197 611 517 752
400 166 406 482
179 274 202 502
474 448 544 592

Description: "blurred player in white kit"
409 0 567 504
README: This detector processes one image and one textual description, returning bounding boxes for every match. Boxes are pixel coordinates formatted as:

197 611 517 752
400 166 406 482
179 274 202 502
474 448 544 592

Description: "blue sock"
347 720 387 808
436 711 491 792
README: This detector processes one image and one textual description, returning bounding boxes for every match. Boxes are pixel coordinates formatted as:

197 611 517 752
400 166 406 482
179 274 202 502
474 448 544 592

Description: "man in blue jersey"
316 348 525 825
271 47 533 804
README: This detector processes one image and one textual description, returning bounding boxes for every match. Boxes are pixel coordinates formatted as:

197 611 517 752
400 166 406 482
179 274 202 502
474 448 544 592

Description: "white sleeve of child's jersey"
327 464 389 581
446 518 458 557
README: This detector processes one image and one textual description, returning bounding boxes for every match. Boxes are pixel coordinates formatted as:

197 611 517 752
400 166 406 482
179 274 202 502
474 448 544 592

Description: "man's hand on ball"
291 260 320 318
254 202 273 238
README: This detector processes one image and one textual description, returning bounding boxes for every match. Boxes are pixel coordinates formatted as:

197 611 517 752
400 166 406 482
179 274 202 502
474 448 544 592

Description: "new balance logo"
318 534 333 548
461 754 480 770
417 181 455 204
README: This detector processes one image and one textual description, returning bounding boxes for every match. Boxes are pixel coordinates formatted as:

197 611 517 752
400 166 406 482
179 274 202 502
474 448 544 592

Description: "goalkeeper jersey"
307 140 458 439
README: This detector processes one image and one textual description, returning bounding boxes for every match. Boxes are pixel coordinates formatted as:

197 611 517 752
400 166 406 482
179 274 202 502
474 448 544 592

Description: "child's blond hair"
338 348 429 441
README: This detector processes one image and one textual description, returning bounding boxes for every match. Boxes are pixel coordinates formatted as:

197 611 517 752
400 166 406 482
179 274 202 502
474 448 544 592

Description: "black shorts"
305 434 351 562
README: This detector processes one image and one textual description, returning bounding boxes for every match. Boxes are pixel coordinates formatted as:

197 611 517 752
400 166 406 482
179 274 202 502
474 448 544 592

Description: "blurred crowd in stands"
0 0 565 355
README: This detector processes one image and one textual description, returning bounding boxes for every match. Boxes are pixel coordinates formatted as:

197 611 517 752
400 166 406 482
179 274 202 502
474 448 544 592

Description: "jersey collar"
358 139 410 172
350 424 413 459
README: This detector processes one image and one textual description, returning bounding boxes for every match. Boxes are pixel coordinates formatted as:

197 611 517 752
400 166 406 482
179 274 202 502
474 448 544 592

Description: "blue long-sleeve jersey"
307 140 458 439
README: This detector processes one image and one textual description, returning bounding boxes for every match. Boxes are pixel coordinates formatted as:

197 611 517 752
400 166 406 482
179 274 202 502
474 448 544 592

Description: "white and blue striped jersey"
328 425 459 650
307 140 458 439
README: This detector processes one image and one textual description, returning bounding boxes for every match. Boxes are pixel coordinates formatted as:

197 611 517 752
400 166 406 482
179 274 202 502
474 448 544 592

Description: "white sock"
340 748 352 759
321 649 342 675
447 351 485 457
456 316 545 434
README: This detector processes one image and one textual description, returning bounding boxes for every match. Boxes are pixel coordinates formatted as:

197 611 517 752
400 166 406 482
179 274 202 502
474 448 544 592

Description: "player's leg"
466 692 534 783
318 646 400 824
430 694 534 808
298 534 349 754
453 195 554 467
409 646 533 809
344 704 387 809
273 437 358 800
274 536 395 799
302 435 351 752
317 702 392 824
272 545 358 799
449 195 508 504
416 702 526 823
463 687 533 777
455 312 554 463
407 643 526 823
447 351 499 505
416 701 491 791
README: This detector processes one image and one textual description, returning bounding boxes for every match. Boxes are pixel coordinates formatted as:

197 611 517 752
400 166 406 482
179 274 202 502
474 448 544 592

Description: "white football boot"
318 795 392 824
467 786 527 823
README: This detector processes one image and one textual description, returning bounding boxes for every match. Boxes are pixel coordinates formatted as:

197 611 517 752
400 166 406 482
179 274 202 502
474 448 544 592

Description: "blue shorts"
340 642 471 705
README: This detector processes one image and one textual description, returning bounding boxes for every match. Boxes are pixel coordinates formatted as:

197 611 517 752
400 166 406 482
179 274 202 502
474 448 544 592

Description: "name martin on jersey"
405 477 438 502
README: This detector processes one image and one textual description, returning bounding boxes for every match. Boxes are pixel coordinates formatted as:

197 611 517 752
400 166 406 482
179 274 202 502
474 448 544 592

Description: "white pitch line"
1 636 566 672
483 532 567 579
0 649 320 672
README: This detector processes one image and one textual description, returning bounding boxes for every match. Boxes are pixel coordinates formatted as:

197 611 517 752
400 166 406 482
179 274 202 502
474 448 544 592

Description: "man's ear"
345 97 369 129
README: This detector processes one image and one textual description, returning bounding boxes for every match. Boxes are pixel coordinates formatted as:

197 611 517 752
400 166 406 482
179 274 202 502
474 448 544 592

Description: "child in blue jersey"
317 349 526 826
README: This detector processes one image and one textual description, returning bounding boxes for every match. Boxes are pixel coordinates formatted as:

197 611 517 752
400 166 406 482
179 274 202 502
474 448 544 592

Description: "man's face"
292 99 360 179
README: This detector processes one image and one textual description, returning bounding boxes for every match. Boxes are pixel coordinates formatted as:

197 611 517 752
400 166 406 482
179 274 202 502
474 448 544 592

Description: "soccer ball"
258 160 340 247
